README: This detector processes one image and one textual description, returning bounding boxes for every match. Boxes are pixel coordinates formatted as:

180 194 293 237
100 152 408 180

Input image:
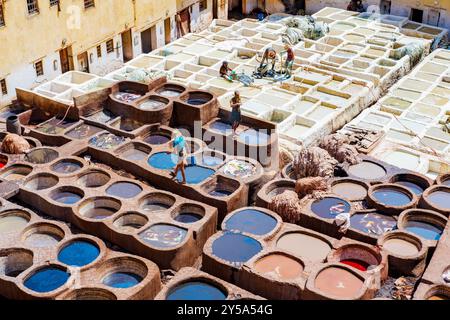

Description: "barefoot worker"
219 61 235 81
230 91 242 136
171 130 187 184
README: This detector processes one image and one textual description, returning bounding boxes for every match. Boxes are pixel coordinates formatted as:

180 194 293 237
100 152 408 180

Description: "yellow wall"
135 0 177 31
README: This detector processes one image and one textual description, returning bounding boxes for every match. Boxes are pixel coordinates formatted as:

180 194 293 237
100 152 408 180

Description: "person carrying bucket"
170 130 187 184
230 91 242 137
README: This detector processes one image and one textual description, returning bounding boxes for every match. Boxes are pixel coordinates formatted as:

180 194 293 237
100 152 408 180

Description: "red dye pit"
341 259 370 272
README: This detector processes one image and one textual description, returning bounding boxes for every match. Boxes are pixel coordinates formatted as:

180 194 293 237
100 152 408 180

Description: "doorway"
427 9 441 26
121 30 133 62
141 27 153 54
380 0 391 15
164 18 171 45
410 8 424 23
77 52 89 73
59 46 74 73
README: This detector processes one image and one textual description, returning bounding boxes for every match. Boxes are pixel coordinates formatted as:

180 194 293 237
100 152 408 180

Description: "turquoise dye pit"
311 197 351 219
174 213 203 224
102 272 142 289
58 241 100 267
373 188 412 206
148 152 177 170
106 182 142 199
167 281 227 300
396 181 424 195
350 212 397 236
176 166 215 184
405 221 443 240
53 192 82 205
139 224 187 248
24 267 70 293
238 129 270 145
224 209 277 236
212 232 262 266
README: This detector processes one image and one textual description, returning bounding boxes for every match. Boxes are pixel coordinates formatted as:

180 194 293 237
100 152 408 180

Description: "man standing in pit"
282 43 295 77
258 47 277 76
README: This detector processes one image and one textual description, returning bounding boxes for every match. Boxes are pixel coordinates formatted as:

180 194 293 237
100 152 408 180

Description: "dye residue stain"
427 190 450 210
176 166 215 184
58 241 100 267
332 182 367 201
276 233 331 263
0 215 29 233
224 209 277 236
254 254 303 280
311 197 351 219
372 188 412 206
238 129 270 145
53 192 82 205
404 221 443 241
139 224 187 248
174 213 203 224
102 272 142 289
396 181 424 195
212 232 262 266
315 267 363 299
24 267 70 293
341 259 370 272
144 134 170 145
166 281 227 300
106 182 142 199
348 161 386 180
89 133 125 150
148 152 177 170
350 212 396 236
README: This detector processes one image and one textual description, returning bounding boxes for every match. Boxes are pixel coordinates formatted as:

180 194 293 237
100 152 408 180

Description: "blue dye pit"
145 134 170 145
396 181 424 195
53 192 82 205
238 129 270 145
212 232 262 265
224 209 277 236
373 188 412 206
174 213 203 224
102 272 142 289
405 221 443 241
24 267 70 293
350 212 397 236
106 182 143 199
209 189 233 197
58 241 100 267
176 165 215 184
167 281 227 300
311 197 351 219
148 152 177 170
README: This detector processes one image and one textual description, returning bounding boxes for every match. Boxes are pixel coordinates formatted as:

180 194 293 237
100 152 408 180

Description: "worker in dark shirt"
220 61 234 81
282 43 295 76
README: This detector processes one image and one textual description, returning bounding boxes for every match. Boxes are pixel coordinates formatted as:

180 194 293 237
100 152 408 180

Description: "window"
106 39 114 54
97 45 102 58
199 0 207 12
35 60 44 77
84 0 95 9
0 79 7 95
0 3 5 27
410 8 423 23
27 0 40 15
50 0 59 7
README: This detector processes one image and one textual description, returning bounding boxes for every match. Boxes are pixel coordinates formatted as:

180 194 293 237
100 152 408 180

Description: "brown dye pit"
254 254 303 280
315 267 363 299
348 161 386 180
332 182 367 201
276 233 331 263
383 238 419 257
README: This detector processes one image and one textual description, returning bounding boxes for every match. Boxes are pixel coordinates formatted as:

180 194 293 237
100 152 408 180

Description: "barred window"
35 60 44 77
0 79 7 96
27 0 40 15
97 45 102 58
50 0 59 7
84 0 95 9
106 39 114 54
0 3 5 27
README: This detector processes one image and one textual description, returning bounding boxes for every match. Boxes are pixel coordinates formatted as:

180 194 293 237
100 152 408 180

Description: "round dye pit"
222 160 257 179
79 197 121 220
24 232 61 248
383 238 419 257
58 240 100 267
404 221 443 241
24 148 59 164
140 193 175 212
315 267 364 299
442 178 450 187
114 213 148 232
25 174 59 191
0 214 30 234
254 254 303 280
144 134 171 145
77 170 111 188
427 189 450 210
148 152 177 170
139 224 187 248
89 133 125 150
183 92 213 106
372 188 412 206
238 129 270 145
267 186 295 198
51 191 83 205
201 154 225 167
158 89 183 97
174 213 203 224
1 165 33 181
176 166 215 184
120 147 149 161
102 272 142 289
311 197 351 219
396 181 424 195
212 233 262 266
331 181 368 201
348 161 387 180
0 250 33 278
224 209 278 236
52 160 83 174
24 267 70 293
350 212 396 236
139 97 168 111
66 124 103 139
167 281 227 300
277 233 331 263
106 182 142 199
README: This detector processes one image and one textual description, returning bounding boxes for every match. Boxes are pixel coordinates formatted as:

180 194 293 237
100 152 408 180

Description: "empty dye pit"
212 232 262 266
276 233 331 263
331 182 367 201
348 161 387 180
383 238 419 257
166 281 227 300
106 182 143 199
139 224 187 248
148 152 177 170
405 221 443 241
224 209 278 236
102 272 142 289
24 267 70 293
0 215 29 233
372 188 412 206
350 212 396 236
315 267 363 299
254 254 303 280
57 241 100 267
311 197 351 219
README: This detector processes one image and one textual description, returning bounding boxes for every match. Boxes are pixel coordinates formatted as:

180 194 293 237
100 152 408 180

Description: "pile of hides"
282 16 329 45
295 177 329 199
319 133 361 165
292 146 337 178
268 190 303 223
1 134 30 154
